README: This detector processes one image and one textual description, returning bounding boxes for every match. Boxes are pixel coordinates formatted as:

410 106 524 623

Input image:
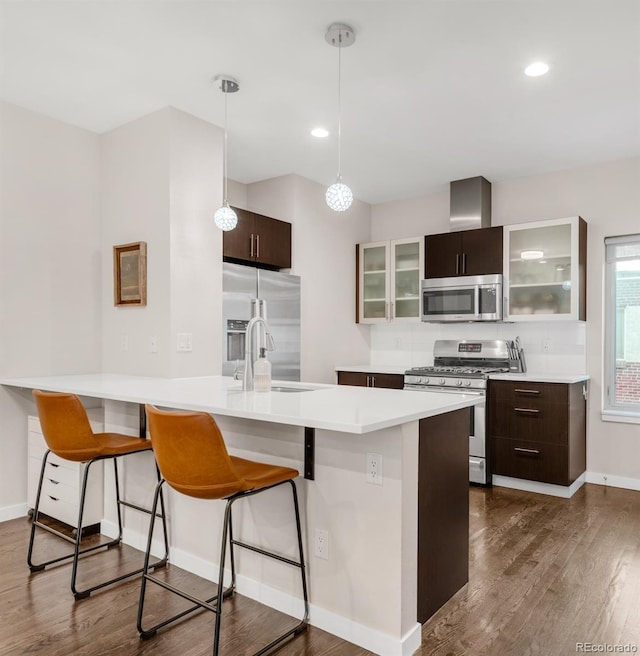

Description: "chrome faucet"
242 316 275 391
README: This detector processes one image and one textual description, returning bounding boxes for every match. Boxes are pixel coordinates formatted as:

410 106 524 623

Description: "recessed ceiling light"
311 127 329 138
525 62 550 77
521 250 545 260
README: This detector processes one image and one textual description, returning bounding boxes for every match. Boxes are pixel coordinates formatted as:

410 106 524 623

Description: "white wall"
101 107 223 377
371 157 640 485
168 108 223 377
0 101 102 517
243 174 372 383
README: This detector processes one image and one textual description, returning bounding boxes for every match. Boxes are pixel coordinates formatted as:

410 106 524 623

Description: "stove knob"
464 380 472 387
439 378 446 385
424 377 430 385
456 379 463 386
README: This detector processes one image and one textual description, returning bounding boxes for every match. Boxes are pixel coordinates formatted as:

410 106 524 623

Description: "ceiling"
1 1 639 205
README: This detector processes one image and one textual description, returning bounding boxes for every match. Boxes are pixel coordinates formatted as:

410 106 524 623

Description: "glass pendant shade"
326 179 353 212
214 203 238 231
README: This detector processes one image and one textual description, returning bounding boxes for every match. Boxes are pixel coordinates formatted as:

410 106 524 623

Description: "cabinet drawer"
38 493 81 528
41 461 79 490
489 380 568 405
492 437 570 486
29 463 103 527
337 371 404 389
489 400 568 445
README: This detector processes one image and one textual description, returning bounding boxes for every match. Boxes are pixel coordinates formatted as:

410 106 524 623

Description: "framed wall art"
113 241 147 306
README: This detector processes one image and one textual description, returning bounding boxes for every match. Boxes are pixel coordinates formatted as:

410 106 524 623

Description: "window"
604 234 640 420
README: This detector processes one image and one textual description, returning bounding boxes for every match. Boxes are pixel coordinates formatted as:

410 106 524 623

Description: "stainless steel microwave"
421 274 503 322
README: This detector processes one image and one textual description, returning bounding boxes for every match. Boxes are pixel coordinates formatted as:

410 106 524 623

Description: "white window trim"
603 234 640 421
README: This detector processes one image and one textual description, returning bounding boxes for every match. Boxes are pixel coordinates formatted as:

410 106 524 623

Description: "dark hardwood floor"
2 483 640 655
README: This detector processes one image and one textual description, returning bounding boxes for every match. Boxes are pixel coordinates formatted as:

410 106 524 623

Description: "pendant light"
325 23 355 212
213 75 239 231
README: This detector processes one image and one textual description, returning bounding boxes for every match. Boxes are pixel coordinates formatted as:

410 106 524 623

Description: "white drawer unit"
27 411 104 530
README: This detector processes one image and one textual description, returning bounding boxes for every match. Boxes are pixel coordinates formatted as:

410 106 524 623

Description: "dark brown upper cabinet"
425 226 503 278
223 207 292 270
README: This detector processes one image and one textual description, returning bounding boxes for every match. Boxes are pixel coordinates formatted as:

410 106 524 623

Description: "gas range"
403 339 521 487
404 340 511 391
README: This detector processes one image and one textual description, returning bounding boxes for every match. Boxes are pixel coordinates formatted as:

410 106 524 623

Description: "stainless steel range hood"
450 176 492 232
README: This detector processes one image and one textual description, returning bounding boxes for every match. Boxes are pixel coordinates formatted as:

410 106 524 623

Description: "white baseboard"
585 471 640 492
0 502 28 523
493 473 586 498
103 521 419 656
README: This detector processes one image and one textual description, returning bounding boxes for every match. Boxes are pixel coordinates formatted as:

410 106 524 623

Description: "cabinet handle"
455 253 460 275
514 407 540 414
371 376 376 387
462 252 467 274
389 302 394 320
366 375 373 387
514 447 540 455
514 389 540 395
49 462 60 468
48 495 59 501
48 479 60 485
250 234 255 257
256 234 260 259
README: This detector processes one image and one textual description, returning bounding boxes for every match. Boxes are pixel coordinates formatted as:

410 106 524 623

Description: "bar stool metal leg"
138 479 309 656
28 450 169 600
137 478 236 639
71 455 169 600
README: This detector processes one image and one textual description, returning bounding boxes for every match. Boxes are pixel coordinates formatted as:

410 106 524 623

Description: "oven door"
405 385 489 485
469 398 487 485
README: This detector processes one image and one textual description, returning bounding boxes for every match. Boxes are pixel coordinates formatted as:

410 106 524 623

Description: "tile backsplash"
370 321 586 374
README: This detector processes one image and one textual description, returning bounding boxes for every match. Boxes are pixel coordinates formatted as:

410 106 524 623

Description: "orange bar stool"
138 405 309 655
29 390 169 599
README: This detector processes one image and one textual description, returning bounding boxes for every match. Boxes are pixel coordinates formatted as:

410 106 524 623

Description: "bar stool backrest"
145 405 253 500
33 390 100 462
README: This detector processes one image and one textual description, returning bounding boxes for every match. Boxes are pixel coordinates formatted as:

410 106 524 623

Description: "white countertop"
488 372 590 384
0 373 482 435
335 365 409 375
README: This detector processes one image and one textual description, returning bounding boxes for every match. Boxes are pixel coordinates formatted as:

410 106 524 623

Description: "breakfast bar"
1 373 481 656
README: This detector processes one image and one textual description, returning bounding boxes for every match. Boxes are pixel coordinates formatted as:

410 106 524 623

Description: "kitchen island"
1 373 481 656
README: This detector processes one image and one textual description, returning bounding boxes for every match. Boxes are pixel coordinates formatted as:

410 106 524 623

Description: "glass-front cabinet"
357 237 424 323
503 216 587 321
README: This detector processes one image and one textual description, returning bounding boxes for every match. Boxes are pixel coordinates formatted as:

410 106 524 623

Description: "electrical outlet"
366 453 383 485
177 333 193 352
542 338 552 353
149 336 158 353
120 333 129 352
314 529 329 560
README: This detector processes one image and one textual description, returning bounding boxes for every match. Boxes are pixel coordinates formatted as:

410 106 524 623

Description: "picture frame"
113 241 147 307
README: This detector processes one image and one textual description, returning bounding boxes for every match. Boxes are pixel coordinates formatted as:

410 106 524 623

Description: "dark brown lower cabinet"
489 380 587 486
418 408 469 622
336 370 404 389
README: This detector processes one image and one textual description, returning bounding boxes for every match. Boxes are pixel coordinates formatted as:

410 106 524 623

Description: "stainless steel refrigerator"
222 263 301 381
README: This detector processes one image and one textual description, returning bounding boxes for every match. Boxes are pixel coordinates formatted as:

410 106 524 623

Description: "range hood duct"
449 176 492 232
